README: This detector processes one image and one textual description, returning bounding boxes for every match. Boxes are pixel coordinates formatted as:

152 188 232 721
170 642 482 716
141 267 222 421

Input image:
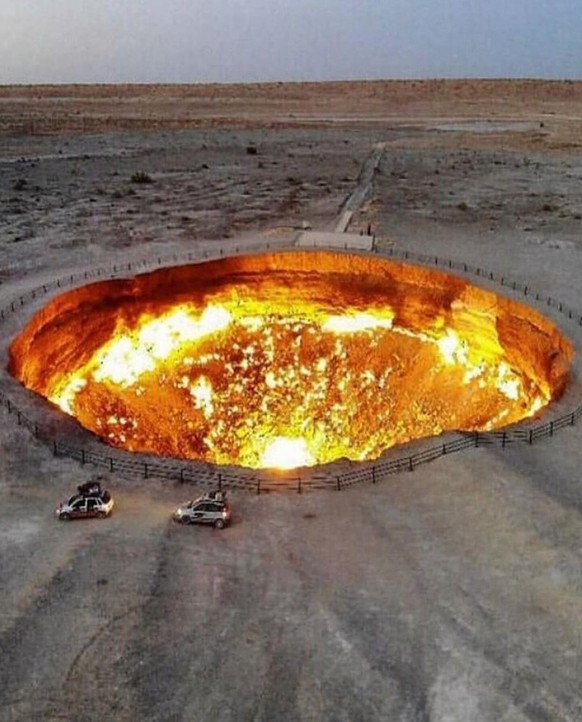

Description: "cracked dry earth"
1 82 582 722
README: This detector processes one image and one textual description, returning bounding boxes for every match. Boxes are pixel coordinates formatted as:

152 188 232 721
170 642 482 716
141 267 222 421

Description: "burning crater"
9 251 573 470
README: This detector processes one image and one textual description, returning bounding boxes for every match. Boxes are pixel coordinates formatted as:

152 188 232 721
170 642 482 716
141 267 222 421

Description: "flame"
436 328 466 365
190 376 215 418
322 312 394 334
261 437 315 469
93 304 232 387
51 304 231 406
37 295 554 469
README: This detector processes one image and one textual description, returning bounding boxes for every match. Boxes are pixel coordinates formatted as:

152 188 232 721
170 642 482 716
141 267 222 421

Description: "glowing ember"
8 251 574 469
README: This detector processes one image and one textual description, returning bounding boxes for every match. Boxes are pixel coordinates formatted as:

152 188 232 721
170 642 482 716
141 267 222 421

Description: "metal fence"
1 243 581 492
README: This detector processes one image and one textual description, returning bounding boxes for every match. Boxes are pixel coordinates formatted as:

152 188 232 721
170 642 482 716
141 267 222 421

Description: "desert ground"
1 80 582 722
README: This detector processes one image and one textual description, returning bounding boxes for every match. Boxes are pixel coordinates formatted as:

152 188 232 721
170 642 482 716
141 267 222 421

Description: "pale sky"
1 0 580 84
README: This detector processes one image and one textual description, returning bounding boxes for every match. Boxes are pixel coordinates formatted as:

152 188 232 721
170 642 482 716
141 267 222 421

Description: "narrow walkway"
298 142 386 250
334 141 386 232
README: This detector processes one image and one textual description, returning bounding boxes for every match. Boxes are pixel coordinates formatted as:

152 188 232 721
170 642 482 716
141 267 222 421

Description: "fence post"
109 457 114 472
571 413 576 426
336 476 341 491
528 429 533 444
550 421 554 436
475 432 479 447
144 463 149 479
256 478 261 495
180 468 185 483
218 473 222 491
442 443 447 455
408 456 414 471
297 476 302 494
53 440 58 456
17 411 21 425
81 449 85 465
502 431 507 448
372 466 376 484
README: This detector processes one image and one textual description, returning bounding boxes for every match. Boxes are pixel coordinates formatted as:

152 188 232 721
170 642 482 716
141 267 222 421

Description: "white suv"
173 491 231 529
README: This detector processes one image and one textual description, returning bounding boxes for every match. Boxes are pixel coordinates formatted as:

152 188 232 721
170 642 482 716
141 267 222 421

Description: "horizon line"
1 76 581 89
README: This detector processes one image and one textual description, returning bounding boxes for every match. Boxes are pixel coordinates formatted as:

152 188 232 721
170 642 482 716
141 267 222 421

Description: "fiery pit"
8 251 574 469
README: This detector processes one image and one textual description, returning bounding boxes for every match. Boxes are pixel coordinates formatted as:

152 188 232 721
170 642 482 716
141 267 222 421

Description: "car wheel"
97 511 107 518
60 512 71 521
214 518 225 529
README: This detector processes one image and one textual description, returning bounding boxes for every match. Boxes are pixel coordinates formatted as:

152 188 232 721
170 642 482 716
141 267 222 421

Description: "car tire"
214 518 225 529
60 512 71 521
97 511 107 518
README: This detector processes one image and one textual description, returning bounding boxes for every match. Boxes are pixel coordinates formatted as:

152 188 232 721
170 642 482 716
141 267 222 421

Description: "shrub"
130 171 153 184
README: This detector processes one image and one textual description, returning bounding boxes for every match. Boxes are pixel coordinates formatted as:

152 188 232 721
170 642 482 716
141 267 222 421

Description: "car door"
70 498 87 518
191 502 207 523
86 498 99 518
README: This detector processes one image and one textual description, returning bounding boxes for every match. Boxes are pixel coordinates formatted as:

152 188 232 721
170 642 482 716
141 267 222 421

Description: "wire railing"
1 242 581 492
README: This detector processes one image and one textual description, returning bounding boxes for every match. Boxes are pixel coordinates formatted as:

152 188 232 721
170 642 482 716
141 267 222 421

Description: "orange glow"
261 437 315 469
8 251 573 469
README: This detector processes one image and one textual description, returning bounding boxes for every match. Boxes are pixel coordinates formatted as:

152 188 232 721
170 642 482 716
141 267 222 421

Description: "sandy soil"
1 81 582 722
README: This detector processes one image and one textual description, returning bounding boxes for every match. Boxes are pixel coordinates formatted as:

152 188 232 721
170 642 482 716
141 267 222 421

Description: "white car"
56 483 114 521
173 491 231 529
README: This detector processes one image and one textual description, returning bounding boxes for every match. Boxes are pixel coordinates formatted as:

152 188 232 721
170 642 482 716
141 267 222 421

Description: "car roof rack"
77 481 103 496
